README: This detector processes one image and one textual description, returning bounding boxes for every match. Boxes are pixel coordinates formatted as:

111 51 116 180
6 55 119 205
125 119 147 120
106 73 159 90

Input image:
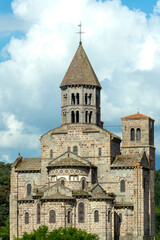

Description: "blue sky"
0 0 160 169
121 0 157 14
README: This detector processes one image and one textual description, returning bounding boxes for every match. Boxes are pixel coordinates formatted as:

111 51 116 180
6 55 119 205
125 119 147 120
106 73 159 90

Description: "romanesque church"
10 41 155 240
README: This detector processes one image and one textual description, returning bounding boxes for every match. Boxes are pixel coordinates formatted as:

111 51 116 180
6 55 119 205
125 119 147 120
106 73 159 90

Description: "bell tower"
60 42 101 126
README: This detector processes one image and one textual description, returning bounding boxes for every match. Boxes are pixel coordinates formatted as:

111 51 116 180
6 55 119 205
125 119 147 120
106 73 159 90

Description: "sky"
0 0 160 169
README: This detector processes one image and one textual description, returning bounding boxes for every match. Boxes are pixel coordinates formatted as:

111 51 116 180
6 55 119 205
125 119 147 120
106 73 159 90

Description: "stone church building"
10 42 155 240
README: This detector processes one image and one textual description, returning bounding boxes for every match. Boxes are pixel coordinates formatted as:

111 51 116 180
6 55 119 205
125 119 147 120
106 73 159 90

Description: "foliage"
14 226 99 240
0 162 11 227
0 219 9 240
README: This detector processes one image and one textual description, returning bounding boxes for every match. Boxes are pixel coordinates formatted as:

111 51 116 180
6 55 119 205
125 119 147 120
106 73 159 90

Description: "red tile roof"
122 113 150 120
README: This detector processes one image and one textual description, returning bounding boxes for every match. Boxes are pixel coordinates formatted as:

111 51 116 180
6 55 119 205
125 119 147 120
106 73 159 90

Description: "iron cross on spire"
77 22 85 45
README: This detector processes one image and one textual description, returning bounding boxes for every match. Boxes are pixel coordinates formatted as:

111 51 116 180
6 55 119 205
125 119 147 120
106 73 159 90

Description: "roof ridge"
122 113 151 119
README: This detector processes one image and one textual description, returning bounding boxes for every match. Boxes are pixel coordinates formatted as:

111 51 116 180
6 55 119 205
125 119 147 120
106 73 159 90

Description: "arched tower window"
76 111 79 123
71 93 75 105
120 180 125 192
73 146 78 155
67 211 71 223
25 212 29 224
85 93 88 105
94 210 99 222
136 128 141 141
108 210 111 223
49 210 56 223
37 203 40 224
130 128 135 141
78 202 85 223
71 111 75 123
27 184 31 196
82 178 86 190
89 111 92 123
76 93 79 105
85 111 88 123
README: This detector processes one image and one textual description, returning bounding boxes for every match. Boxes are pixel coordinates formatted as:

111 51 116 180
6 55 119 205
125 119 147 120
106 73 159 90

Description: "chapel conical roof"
60 43 101 88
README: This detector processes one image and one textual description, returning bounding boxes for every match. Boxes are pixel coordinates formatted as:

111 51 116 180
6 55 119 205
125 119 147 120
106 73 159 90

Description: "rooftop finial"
76 22 85 45
137 108 139 114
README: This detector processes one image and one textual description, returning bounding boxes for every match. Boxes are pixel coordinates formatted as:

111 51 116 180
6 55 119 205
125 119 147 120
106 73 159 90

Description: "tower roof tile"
60 43 101 88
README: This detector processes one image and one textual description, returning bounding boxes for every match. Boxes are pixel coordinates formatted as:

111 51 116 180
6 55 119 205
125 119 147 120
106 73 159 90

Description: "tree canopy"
14 226 99 240
0 162 11 227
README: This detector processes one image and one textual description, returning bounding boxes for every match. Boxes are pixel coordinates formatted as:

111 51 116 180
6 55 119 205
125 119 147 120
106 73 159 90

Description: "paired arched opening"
130 128 141 141
71 111 79 123
85 111 92 123
71 93 79 105
85 93 92 105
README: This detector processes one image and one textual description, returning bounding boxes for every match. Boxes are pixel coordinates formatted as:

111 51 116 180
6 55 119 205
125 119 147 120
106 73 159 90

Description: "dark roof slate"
48 157 90 167
15 158 41 171
111 154 143 167
60 43 101 88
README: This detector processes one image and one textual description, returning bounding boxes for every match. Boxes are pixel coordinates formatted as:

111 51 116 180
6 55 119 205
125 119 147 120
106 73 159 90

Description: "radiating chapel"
10 41 155 240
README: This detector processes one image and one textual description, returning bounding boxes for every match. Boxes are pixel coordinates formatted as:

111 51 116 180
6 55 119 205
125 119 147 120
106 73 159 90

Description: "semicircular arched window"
37 203 40 224
25 212 29 224
27 184 31 196
73 146 78 155
130 128 135 141
49 210 56 223
82 178 86 190
67 210 71 223
108 210 111 223
61 179 65 185
136 128 141 141
120 180 125 192
94 210 99 222
78 202 85 223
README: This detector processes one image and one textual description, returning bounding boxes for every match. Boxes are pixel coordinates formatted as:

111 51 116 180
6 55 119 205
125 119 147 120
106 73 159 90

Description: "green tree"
0 162 11 227
14 226 99 240
0 219 9 240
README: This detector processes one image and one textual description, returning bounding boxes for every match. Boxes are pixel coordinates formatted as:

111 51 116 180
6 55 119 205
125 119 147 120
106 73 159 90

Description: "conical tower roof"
60 43 101 88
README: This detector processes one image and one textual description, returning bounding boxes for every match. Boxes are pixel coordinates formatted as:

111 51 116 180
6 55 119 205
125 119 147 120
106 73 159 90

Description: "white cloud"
0 113 41 149
0 0 160 157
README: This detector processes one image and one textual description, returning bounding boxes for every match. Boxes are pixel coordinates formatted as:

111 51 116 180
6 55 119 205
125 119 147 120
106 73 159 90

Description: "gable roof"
60 43 101 88
48 151 94 168
15 158 41 172
111 152 149 168
122 113 150 120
